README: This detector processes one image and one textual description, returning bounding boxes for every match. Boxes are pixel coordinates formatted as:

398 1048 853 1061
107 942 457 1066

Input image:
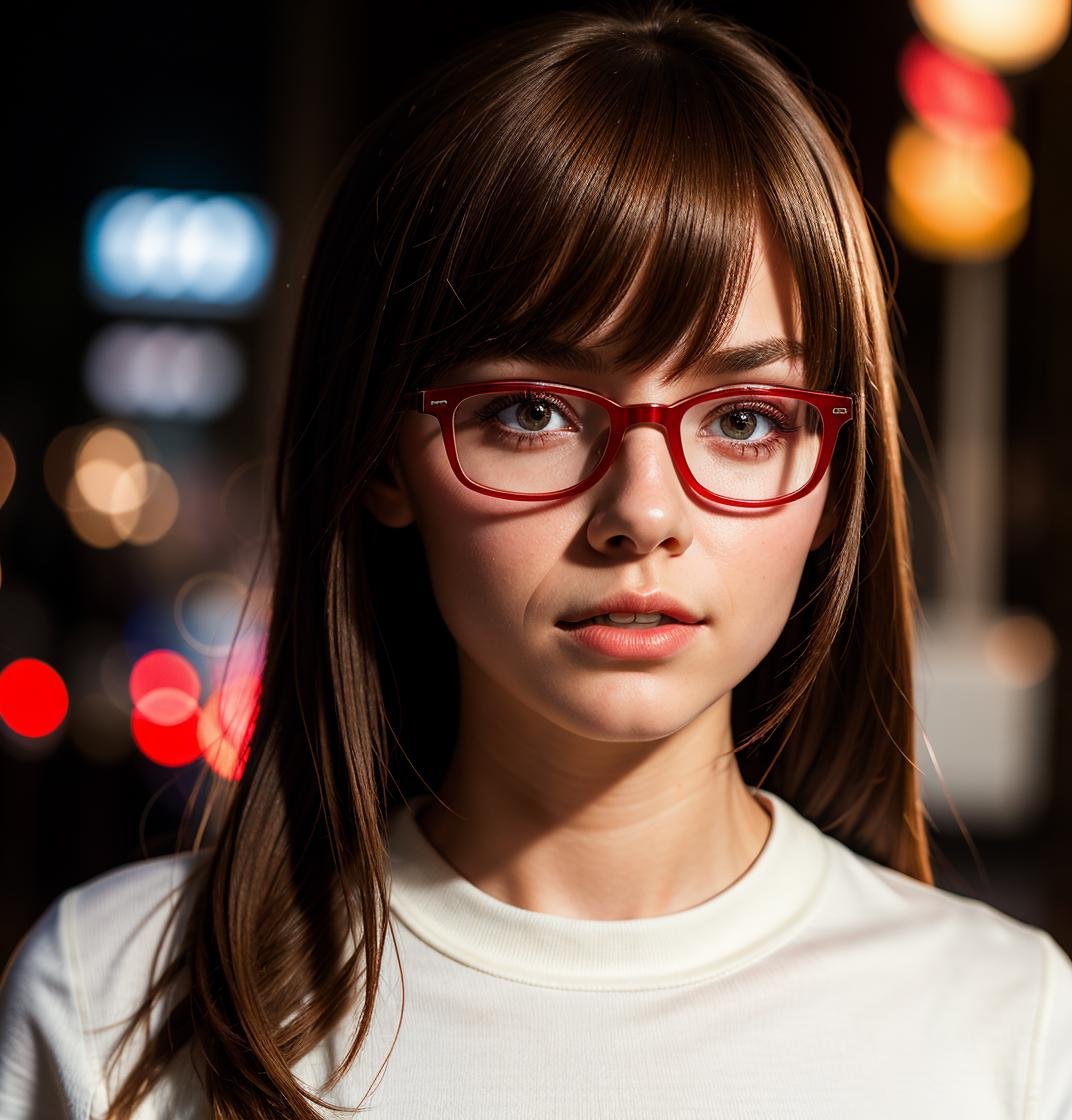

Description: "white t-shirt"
1 786 1070 1118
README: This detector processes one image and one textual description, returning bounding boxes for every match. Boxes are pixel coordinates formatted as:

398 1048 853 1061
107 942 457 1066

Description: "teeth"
591 611 669 627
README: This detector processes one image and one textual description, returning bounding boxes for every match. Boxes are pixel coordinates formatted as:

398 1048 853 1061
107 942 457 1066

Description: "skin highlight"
362 213 838 921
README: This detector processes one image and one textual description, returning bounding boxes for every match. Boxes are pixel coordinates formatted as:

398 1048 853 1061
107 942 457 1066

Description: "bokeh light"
0 658 70 738
983 612 1059 686
887 119 1032 259
47 422 180 549
131 691 203 766
129 649 204 767
84 188 277 315
72 427 144 514
130 648 201 709
898 35 1011 141
198 671 260 782
175 571 252 657
83 322 245 421
0 433 15 510
109 462 180 545
910 0 1071 72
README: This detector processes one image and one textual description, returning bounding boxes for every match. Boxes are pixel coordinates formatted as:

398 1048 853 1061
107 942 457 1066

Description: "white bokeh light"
83 322 245 420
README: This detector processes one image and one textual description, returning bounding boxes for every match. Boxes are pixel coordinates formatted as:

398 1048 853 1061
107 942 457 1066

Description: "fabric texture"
1 786 1070 1118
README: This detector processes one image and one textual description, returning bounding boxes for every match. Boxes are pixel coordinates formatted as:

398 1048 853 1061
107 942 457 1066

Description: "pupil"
721 410 756 438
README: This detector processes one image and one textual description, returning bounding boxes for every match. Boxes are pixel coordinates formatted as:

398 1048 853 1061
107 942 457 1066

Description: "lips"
557 593 704 627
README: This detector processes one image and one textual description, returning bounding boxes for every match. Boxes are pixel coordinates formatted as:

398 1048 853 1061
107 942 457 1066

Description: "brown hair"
96 3 930 1116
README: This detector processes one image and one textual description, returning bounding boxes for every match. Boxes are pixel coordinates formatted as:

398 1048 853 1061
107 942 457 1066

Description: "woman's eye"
482 394 575 433
502 398 566 431
715 408 776 441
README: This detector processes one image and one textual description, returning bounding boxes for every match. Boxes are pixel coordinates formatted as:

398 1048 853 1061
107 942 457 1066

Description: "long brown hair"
97 3 930 1116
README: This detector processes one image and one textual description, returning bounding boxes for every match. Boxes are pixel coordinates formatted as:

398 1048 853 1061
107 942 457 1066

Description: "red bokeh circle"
0 658 69 738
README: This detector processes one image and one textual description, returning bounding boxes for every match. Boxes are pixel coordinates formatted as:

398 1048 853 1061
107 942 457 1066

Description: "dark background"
3 0 1071 963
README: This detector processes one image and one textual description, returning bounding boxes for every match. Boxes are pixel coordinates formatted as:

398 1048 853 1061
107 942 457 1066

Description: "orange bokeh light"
0 433 15 511
198 672 260 782
887 119 1032 259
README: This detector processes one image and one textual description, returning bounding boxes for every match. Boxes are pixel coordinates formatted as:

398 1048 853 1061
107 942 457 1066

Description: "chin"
539 687 710 743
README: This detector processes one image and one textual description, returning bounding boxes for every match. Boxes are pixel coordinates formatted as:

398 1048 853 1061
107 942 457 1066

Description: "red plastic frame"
398 379 855 507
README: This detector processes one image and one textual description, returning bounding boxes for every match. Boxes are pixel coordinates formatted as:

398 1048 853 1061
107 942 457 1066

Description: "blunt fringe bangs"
95 5 930 1118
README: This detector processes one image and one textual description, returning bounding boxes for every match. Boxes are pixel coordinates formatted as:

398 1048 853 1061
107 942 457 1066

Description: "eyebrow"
474 336 806 380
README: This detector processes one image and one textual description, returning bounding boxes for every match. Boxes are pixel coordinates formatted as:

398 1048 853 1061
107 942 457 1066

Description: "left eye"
714 409 774 440
499 397 570 432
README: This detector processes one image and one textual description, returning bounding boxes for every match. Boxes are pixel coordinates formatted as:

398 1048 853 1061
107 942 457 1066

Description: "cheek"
701 485 826 664
719 513 814 601
427 516 541 620
402 427 565 648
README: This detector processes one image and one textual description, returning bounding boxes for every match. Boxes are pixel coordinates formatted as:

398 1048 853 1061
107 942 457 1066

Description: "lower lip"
556 621 702 659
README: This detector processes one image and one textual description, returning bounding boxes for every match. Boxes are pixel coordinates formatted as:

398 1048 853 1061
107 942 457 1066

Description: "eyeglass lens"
451 387 824 499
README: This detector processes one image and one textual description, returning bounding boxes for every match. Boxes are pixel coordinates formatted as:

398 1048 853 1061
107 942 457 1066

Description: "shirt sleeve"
0 890 98 1120
1030 929 1072 1120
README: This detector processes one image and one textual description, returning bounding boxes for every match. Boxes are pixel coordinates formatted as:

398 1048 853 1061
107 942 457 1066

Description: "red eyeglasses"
397 379 854 507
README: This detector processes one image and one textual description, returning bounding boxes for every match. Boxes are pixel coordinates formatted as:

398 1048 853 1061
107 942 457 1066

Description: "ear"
809 480 838 552
360 447 416 529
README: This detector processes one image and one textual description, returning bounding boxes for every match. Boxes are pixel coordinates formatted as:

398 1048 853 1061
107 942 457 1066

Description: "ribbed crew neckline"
386 786 831 991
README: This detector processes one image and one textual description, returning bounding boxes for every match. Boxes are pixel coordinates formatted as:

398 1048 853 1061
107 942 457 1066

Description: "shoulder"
815 835 1072 1116
57 849 210 988
824 837 1057 970
0 850 211 1120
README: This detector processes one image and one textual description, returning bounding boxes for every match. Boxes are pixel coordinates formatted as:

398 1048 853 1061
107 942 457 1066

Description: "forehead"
582 209 800 353
457 222 804 389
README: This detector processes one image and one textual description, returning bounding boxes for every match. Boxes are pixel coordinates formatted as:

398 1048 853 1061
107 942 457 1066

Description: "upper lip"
558 592 704 626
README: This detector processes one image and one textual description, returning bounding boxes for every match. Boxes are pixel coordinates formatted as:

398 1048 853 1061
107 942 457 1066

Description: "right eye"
474 392 577 434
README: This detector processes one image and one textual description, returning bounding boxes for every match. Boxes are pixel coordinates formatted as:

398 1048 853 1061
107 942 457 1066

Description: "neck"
416 668 771 921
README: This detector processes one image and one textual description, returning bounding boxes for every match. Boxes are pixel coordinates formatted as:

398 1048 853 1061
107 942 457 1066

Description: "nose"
585 422 694 556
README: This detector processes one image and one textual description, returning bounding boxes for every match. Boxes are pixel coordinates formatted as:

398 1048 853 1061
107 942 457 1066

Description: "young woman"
2 3 1070 1117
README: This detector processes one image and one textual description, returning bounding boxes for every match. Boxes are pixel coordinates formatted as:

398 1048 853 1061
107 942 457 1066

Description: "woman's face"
362 220 837 745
